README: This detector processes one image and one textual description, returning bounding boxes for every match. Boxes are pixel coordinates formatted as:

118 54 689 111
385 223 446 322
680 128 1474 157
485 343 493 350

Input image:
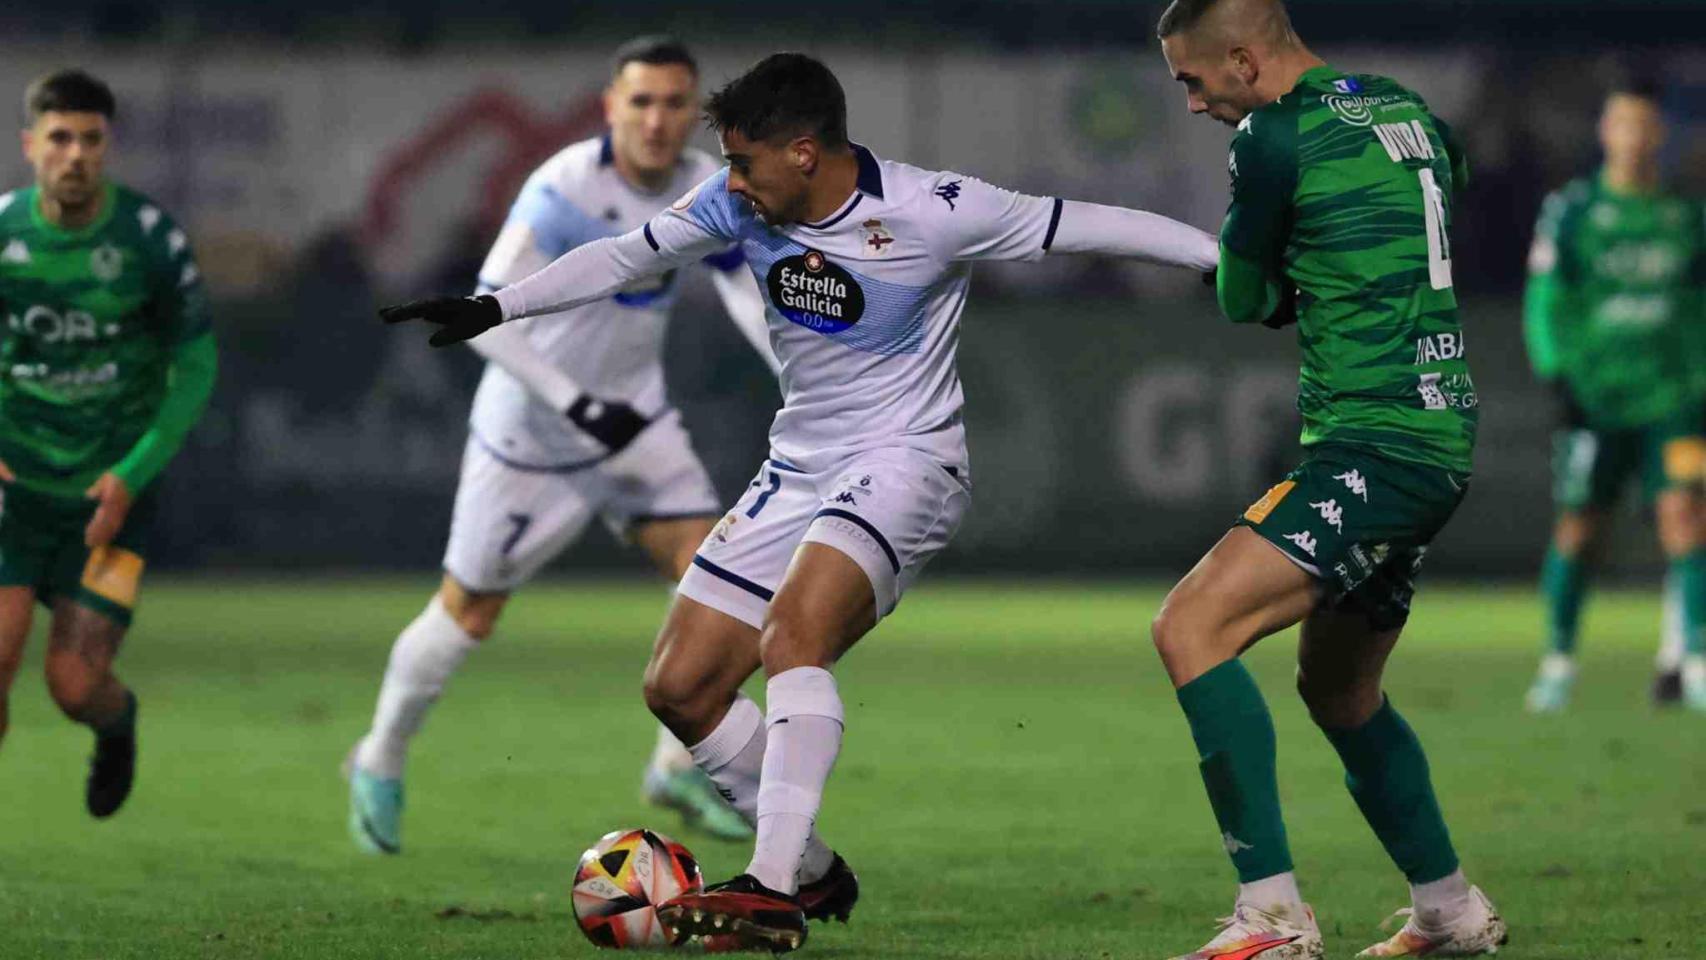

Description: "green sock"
1676 548 1706 656
1541 546 1587 655
1176 659 1293 882
1323 698 1459 884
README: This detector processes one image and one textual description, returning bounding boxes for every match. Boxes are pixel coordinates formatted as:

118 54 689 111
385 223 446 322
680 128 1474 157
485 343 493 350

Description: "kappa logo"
1 239 28 264
1310 499 1344 533
1334 469 1369 502
1222 832 1254 855
934 179 962 211
1284 531 1318 557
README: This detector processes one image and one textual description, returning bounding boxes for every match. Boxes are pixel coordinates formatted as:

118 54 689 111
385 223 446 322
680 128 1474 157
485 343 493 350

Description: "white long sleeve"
710 267 782 375
465 321 584 413
491 229 681 322
1048 199 1219 271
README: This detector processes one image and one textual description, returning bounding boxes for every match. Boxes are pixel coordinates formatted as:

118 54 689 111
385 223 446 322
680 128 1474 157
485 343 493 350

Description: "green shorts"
1552 422 1706 511
1235 445 1469 632
0 481 156 626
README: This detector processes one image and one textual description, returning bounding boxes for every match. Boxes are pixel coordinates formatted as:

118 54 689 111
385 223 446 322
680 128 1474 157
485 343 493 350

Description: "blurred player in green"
0 70 216 817
1521 77 1706 712
1155 1 1504 957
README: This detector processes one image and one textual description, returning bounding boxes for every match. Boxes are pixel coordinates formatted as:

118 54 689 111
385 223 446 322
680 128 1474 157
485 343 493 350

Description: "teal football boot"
642 766 753 841
347 751 404 854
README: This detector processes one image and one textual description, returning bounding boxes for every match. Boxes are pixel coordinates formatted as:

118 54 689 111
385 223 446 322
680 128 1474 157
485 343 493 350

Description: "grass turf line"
0 579 1702 958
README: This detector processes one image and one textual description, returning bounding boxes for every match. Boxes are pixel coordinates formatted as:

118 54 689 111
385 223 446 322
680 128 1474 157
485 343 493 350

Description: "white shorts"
443 411 722 592
676 447 972 629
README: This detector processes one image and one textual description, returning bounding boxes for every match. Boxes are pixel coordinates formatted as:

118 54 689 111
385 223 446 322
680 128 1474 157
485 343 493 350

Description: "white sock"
354 596 478 779
687 694 835 883
1237 871 1304 915
1410 869 1472 928
1658 571 1686 671
748 667 844 895
650 724 695 774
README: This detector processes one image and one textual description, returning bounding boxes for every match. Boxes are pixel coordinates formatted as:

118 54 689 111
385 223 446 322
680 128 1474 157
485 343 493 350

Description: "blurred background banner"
3 3 1702 577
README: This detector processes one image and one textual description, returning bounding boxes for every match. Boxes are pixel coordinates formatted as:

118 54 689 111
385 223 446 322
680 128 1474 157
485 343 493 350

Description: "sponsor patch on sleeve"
1243 480 1297 524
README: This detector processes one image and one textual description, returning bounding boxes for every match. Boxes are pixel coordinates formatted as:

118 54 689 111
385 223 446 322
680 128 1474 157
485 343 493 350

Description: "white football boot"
1357 885 1507 957
1682 657 1706 713
1523 653 1575 713
1167 900 1323 960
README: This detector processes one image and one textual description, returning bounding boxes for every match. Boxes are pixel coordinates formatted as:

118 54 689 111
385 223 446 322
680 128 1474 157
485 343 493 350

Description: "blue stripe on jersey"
509 179 610 258
701 245 745 272
683 169 748 240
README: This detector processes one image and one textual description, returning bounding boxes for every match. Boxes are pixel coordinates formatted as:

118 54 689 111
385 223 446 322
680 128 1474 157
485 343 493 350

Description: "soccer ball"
572 828 702 948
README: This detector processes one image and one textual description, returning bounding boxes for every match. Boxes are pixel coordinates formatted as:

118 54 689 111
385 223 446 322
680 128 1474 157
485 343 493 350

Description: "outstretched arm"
1047 200 1218 270
384 170 748 346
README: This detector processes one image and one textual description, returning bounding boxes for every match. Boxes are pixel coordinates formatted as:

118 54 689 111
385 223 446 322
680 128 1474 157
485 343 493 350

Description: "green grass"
0 579 1702 959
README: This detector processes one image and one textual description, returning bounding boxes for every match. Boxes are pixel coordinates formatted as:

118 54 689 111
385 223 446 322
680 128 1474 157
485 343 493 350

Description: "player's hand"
0 457 13 483
1261 283 1299 330
566 395 652 453
83 472 133 549
379 294 503 347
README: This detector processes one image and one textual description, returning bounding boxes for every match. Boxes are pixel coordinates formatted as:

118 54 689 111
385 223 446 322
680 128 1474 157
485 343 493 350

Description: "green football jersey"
1523 174 1706 429
1222 66 1477 474
0 181 210 496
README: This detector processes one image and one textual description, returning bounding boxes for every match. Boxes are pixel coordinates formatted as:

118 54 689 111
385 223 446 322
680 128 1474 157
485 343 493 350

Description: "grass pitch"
0 578 1701 959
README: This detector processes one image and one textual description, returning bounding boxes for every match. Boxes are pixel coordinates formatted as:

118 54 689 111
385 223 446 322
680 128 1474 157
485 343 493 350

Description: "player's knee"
1296 667 1378 729
757 611 832 675
1552 511 1599 557
1151 594 1207 667
44 651 102 720
1656 492 1706 556
439 579 505 640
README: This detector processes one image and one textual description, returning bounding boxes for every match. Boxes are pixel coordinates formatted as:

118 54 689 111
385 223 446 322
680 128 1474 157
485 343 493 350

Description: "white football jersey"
642 145 1061 474
467 136 743 468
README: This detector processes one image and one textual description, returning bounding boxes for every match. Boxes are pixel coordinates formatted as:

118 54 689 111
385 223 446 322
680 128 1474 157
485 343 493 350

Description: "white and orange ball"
572 828 702 948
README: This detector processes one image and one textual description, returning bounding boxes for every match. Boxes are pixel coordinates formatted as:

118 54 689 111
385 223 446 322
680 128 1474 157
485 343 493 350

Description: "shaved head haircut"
1157 0 1299 48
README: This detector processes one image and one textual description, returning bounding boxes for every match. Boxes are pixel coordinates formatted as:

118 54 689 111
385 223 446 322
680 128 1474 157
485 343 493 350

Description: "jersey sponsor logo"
8 305 122 343
1372 120 1436 163
1413 331 1465 364
862 218 895 256
1243 480 1295 524
1283 531 1319 557
934 180 962 211
90 243 124 283
1417 372 1448 410
766 249 866 334
1596 242 1686 284
1 239 29 264
1310 499 1345 533
1321 93 1405 127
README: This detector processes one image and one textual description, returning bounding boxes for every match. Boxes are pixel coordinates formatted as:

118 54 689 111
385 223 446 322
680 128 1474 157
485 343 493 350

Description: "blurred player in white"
384 53 1217 949
347 37 777 855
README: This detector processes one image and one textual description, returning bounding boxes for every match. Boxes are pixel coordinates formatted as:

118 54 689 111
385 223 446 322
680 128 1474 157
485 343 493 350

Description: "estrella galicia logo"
767 250 866 334
934 180 962 211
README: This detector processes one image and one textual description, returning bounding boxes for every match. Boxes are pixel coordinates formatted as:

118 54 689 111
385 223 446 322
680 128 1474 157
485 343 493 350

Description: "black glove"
1261 282 1299 330
379 294 503 347
566 395 651 453
1549 379 1587 429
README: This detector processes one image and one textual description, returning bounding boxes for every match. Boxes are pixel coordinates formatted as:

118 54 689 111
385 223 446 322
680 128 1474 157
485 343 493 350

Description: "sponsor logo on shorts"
1243 480 1296 524
1334 469 1369 502
1284 531 1318 557
1310 499 1345 533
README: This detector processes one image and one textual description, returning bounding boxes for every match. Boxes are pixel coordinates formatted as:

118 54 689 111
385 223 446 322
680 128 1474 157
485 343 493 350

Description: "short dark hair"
1157 0 1220 37
703 53 848 148
24 69 116 122
611 35 697 79
1608 72 1663 106
1157 0 1295 43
